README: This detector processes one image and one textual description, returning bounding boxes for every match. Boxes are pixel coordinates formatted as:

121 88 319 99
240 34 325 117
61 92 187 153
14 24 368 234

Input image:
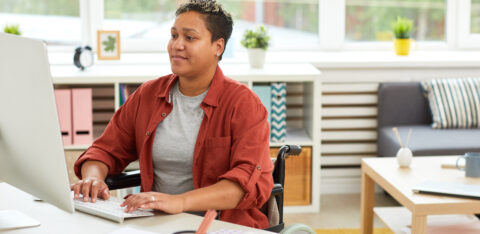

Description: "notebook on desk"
412 180 480 199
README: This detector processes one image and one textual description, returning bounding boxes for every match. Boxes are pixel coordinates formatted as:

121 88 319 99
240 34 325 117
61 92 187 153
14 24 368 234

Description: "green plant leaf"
3 24 21 35
102 36 116 52
391 17 413 39
241 25 270 50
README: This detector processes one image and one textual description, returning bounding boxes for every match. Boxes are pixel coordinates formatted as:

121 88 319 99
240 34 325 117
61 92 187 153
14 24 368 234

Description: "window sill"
48 50 480 70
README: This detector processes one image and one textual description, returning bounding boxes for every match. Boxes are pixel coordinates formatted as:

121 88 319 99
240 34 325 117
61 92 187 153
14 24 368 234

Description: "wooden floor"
284 193 400 229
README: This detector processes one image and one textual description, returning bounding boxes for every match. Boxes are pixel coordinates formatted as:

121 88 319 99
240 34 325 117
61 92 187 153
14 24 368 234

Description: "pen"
196 209 217 234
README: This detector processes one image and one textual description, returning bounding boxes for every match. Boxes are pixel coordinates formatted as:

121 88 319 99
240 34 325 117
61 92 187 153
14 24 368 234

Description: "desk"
0 183 271 234
360 156 480 234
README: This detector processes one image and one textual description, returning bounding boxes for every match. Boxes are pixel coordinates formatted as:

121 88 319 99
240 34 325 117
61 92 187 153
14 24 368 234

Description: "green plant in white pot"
241 25 270 69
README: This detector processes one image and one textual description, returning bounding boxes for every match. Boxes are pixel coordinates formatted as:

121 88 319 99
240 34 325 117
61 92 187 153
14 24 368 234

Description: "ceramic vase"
394 38 411 56
247 48 266 69
396 147 413 168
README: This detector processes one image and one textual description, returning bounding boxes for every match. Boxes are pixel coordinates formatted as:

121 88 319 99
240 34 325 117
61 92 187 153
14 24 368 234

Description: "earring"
216 53 220 57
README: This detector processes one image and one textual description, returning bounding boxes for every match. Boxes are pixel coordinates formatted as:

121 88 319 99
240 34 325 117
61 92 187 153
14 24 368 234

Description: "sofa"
377 82 480 157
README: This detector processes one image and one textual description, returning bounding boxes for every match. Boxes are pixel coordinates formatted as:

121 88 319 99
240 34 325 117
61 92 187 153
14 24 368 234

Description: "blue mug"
456 152 480 178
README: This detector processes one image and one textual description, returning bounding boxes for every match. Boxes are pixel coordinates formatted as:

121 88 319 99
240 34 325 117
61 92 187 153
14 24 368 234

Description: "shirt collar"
157 66 225 107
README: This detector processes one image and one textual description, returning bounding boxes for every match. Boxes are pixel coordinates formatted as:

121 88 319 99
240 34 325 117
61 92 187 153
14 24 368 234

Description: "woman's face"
168 11 224 78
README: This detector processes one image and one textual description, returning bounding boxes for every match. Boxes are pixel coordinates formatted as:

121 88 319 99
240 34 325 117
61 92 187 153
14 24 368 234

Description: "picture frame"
97 30 121 60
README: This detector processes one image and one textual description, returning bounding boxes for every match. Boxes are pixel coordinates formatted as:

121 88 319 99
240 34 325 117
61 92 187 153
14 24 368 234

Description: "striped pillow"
420 78 480 128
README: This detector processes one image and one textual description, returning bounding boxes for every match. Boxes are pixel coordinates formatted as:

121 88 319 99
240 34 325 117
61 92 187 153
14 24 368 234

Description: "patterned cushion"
420 78 480 128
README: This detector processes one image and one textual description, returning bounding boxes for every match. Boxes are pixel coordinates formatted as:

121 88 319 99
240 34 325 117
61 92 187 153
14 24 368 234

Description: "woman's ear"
214 38 225 57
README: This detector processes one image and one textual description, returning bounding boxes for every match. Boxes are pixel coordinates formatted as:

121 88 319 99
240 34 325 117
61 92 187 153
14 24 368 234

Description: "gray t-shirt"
152 82 207 194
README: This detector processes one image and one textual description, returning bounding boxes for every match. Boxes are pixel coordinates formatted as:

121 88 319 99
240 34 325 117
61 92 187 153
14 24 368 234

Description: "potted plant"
3 24 21 35
241 25 270 68
391 17 413 56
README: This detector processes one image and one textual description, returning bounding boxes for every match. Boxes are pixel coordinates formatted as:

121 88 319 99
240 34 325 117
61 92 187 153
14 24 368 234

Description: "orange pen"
196 209 217 234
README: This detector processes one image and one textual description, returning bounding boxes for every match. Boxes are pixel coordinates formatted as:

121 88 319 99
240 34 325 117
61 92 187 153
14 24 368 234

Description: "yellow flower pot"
394 38 411 56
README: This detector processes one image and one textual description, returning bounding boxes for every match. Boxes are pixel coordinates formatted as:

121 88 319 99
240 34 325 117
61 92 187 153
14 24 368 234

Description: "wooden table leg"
360 171 375 234
411 214 427 234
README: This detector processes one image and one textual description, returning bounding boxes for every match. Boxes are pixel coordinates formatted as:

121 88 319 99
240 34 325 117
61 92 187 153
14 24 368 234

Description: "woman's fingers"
123 193 157 212
72 181 82 199
81 179 92 201
70 178 109 202
101 187 111 200
121 192 184 214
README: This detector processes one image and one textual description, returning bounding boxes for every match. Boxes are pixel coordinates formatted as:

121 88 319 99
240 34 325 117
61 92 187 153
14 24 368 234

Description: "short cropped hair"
176 0 233 61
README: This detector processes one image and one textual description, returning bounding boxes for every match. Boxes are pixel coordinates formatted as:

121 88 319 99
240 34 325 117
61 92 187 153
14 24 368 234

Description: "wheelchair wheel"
280 223 316 234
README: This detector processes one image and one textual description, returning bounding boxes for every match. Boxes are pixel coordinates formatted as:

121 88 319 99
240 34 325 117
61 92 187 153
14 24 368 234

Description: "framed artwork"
97 30 121 60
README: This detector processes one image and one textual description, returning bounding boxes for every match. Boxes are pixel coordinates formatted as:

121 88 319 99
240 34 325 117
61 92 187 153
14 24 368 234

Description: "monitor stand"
0 210 41 230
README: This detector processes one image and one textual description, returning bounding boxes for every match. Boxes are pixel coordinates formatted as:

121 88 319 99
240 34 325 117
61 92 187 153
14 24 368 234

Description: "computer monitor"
0 33 74 229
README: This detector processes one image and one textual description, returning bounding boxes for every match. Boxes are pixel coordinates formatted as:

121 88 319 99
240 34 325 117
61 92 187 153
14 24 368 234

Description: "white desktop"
0 32 74 229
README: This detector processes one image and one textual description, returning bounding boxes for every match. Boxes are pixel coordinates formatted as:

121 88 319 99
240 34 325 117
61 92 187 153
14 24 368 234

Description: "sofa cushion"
420 78 480 128
378 125 480 157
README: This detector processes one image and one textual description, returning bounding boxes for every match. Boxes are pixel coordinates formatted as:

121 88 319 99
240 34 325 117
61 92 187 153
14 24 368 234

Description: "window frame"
328 0 456 51
47 0 478 52
457 0 480 49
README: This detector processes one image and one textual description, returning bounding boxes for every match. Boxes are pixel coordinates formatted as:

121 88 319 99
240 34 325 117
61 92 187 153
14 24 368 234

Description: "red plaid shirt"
74 66 273 228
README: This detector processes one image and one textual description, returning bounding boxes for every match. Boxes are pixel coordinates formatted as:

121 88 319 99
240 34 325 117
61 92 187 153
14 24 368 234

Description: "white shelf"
63 145 89 150
269 128 313 147
374 207 480 234
50 63 320 84
64 128 313 150
53 62 321 213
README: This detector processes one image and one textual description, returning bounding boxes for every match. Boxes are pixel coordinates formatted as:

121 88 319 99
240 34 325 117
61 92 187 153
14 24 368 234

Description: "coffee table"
361 156 480 234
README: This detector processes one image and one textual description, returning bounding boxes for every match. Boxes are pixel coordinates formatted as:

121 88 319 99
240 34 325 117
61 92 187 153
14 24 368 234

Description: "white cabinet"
52 63 322 213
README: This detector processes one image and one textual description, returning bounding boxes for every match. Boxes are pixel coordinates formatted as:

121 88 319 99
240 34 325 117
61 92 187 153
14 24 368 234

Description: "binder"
72 88 93 145
54 89 72 146
271 83 286 143
252 85 271 125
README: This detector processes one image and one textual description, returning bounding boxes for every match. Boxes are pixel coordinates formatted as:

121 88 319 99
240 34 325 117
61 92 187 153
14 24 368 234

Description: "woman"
71 0 273 229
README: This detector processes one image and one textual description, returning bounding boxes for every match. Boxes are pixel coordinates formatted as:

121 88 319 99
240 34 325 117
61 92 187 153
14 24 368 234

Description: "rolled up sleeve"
74 87 142 179
218 90 273 209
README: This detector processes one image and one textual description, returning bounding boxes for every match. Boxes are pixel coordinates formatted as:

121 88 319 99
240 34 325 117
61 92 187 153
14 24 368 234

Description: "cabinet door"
270 147 311 206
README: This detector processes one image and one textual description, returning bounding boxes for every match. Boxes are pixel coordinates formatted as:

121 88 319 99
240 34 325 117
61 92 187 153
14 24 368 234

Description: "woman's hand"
121 192 186 214
72 160 110 202
70 177 110 202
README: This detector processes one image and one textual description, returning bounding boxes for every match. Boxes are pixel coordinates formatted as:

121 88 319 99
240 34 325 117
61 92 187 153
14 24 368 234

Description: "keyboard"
74 196 154 223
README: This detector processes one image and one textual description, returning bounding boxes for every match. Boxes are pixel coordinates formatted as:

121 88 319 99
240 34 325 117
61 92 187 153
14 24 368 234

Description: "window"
103 0 178 51
458 0 480 48
219 0 319 49
0 0 80 46
345 0 446 42
2 0 480 51
471 0 480 34
101 0 319 51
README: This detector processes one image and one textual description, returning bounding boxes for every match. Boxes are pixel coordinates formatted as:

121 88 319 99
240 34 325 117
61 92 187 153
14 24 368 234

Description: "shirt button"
146 131 150 136
161 113 166 117
257 165 261 171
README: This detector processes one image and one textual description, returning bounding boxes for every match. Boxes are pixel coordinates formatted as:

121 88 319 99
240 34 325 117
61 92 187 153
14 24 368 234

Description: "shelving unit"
52 63 321 213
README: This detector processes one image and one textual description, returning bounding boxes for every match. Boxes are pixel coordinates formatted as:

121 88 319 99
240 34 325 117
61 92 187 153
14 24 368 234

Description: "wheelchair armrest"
271 183 283 196
105 170 141 190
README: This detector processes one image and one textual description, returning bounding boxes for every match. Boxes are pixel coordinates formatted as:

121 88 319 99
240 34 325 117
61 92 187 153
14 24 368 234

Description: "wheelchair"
105 144 315 233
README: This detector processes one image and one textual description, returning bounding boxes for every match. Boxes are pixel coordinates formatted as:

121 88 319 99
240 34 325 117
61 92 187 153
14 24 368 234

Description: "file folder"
54 89 72 146
72 88 93 145
271 83 286 143
252 85 271 125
